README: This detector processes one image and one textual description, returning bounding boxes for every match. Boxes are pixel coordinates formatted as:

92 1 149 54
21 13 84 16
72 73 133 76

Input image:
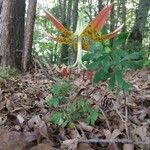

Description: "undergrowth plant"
0 66 17 79
45 81 71 107
83 41 145 94
45 82 99 127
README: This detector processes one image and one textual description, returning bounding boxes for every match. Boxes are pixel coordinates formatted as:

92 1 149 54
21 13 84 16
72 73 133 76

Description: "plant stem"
69 36 87 70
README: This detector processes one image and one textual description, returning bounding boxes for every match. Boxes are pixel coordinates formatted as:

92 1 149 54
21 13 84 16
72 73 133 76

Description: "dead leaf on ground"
0 131 26 150
61 138 78 150
76 121 95 132
78 143 94 150
29 143 58 150
122 144 134 150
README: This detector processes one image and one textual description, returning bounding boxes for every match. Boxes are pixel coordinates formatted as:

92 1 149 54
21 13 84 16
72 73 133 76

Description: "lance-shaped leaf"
44 10 73 37
81 4 112 37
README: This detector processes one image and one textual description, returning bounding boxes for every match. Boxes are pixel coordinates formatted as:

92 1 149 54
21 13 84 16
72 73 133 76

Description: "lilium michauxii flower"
44 3 123 69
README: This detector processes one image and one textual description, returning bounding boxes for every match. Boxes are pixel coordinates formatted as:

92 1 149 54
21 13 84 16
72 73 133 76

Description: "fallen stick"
79 139 150 146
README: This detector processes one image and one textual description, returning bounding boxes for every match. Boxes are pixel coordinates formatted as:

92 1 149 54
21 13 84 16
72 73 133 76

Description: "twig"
123 92 129 138
79 138 150 146
100 108 111 131
33 58 59 82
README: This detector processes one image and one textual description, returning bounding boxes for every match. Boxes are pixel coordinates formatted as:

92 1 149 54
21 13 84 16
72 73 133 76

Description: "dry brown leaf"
34 120 49 139
111 129 122 139
104 129 111 139
69 128 81 139
107 143 119 150
29 144 58 150
61 138 78 150
6 99 15 111
73 78 84 87
77 143 94 150
76 121 95 132
0 116 7 125
122 144 134 150
24 131 37 142
28 115 43 128
133 125 148 140
0 131 26 150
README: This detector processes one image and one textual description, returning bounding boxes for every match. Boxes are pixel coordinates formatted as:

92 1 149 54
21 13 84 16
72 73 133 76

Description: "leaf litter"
0 68 149 150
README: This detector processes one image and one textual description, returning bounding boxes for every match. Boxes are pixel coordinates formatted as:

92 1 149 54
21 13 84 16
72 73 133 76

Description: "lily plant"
44 3 123 69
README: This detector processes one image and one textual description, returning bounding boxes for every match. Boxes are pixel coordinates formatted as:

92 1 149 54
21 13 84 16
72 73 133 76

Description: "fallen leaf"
76 121 95 132
0 131 26 150
107 143 119 150
29 144 57 150
78 143 94 150
0 116 7 125
61 139 78 150
122 144 134 150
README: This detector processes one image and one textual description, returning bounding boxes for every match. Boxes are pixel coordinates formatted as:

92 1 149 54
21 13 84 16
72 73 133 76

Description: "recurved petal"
92 24 124 41
43 30 71 44
81 3 112 37
90 3 113 32
100 24 124 40
44 10 73 37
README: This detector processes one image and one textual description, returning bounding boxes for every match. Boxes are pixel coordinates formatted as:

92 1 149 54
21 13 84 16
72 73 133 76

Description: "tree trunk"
0 0 2 14
70 0 79 64
60 0 73 64
97 0 103 12
22 0 37 71
72 0 79 32
66 0 72 28
126 0 150 51
110 0 115 47
0 0 16 67
15 0 26 69
121 0 127 48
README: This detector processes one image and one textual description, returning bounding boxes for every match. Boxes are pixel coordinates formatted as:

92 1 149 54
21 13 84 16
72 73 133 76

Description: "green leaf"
122 80 129 94
46 96 63 108
82 52 93 61
93 69 107 83
86 110 99 125
51 112 63 125
87 61 99 70
108 73 115 91
50 82 70 96
115 67 123 87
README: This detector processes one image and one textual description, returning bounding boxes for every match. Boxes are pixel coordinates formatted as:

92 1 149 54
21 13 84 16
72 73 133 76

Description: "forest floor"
0 66 149 150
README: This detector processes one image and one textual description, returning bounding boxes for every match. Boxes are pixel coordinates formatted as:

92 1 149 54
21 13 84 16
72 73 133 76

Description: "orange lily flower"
44 3 123 69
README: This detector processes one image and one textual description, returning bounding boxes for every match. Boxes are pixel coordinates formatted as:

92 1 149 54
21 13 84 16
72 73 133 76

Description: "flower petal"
96 24 124 41
91 24 123 41
43 30 71 44
90 3 113 32
44 10 73 37
81 4 112 37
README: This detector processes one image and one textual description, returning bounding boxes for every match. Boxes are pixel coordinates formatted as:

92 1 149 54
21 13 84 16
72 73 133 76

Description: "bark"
70 0 79 64
72 0 79 32
22 0 37 71
116 0 121 28
121 0 127 48
97 0 103 12
0 0 16 67
126 0 150 51
0 0 2 14
110 0 115 47
15 0 26 69
66 0 73 28
60 0 73 64
121 0 127 32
